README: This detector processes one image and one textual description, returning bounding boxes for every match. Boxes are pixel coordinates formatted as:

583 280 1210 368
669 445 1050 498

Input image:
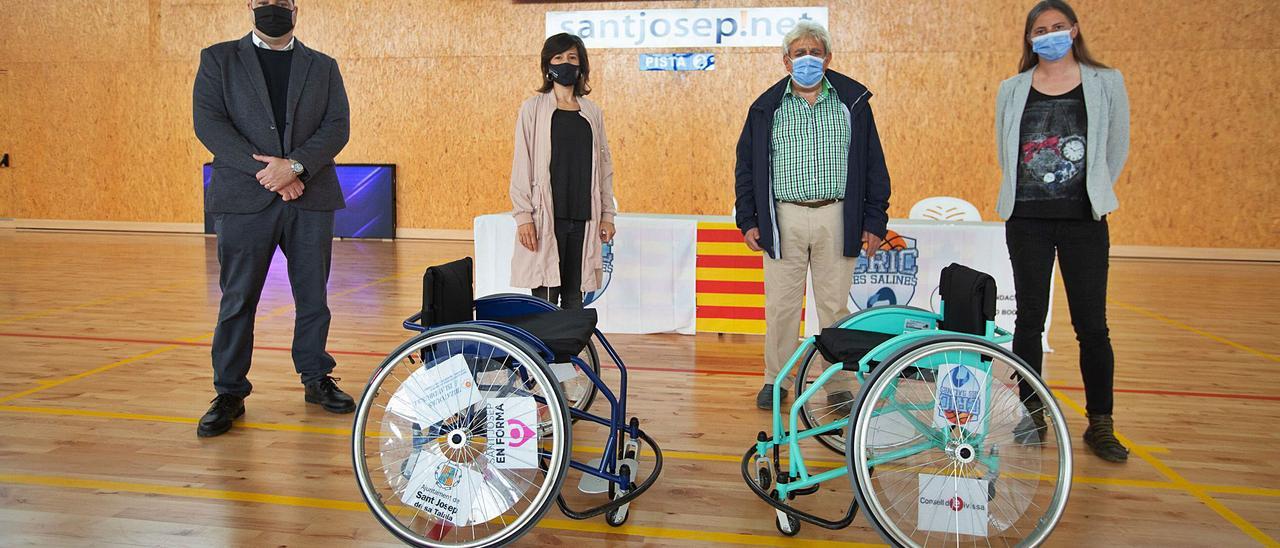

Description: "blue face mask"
790 55 825 88
1031 30 1073 62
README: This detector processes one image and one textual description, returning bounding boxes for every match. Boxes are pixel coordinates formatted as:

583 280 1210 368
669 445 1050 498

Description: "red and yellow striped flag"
695 222 808 335
695 222 765 334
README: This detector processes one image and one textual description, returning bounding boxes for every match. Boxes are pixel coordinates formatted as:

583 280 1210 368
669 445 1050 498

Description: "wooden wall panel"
0 0 1276 247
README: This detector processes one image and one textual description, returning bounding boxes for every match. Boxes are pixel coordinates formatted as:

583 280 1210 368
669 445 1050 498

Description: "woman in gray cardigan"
995 0 1130 462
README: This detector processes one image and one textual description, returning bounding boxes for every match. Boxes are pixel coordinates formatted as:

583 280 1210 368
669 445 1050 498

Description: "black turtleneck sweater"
254 47 293 150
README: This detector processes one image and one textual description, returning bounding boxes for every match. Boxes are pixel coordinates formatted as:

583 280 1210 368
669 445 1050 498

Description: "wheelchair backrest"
938 263 997 336
422 257 475 327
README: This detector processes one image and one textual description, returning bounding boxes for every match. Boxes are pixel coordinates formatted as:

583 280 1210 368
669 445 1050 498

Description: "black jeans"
532 218 586 310
1006 216 1115 415
211 199 337 397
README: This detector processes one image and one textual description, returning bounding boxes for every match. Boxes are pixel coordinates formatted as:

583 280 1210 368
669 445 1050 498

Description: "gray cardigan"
995 64 1130 220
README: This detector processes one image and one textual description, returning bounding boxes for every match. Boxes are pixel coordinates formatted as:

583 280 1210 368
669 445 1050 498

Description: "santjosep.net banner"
546 7 829 49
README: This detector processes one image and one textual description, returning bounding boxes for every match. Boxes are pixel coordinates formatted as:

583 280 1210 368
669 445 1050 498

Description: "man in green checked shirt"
733 21 892 411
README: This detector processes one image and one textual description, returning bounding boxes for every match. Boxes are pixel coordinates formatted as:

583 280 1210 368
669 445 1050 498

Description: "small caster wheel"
606 464 633 527
605 504 630 527
756 465 773 491
775 509 801 536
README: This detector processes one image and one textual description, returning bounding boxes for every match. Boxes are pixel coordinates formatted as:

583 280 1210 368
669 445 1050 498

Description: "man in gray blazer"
193 0 353 437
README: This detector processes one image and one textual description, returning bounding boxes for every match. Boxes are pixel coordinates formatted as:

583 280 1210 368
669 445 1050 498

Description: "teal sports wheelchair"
352 258 663 547
743 264 1073 546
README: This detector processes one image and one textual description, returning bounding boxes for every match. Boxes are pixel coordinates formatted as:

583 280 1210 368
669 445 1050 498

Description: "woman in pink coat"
509 33 618 309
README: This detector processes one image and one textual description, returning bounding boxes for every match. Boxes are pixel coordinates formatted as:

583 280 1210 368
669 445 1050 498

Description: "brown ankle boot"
1083 414 1129 463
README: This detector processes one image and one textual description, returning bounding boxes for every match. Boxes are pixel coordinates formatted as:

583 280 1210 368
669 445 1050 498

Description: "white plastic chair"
908 196 982 222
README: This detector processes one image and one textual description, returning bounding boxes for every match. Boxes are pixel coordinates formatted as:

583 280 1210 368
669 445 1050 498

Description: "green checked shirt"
770 78 851 202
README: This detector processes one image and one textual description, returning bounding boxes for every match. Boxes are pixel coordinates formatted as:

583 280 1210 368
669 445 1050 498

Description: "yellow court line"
1055 392 1278 546
0 345 184 404
1110 299 1279 362
3 404 1275 501
0 405 351 436
1199 484 1280 499
0 279 196 326
575 444 745 465
0 473 878 548
0 271 415 405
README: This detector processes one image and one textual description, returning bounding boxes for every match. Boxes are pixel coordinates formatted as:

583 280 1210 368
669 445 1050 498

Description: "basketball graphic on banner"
851 230 920 310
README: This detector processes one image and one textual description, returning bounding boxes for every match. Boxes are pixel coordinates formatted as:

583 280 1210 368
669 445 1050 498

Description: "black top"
550 109 593 221
1013 83 1092 220
254 47 294 151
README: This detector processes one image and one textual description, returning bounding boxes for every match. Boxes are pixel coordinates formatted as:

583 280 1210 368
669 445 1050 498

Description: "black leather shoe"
757 384 787 410
305 376 356 414
197 394 244 438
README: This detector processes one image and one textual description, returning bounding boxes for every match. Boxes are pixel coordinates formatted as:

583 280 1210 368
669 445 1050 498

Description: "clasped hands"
253 154 304 201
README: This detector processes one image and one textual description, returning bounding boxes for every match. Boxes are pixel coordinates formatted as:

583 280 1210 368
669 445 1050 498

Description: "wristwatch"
289 159 305 177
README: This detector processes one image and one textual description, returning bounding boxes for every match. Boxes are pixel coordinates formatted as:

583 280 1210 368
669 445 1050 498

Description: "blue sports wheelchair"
352 257 663 547
743 264 1073 546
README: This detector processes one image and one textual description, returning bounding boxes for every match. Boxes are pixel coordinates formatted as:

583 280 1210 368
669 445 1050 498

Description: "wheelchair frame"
397 292 664 522
743 303 1071 543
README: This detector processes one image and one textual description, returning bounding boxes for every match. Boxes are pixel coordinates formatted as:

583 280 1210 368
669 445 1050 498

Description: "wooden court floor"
1 230 1277 547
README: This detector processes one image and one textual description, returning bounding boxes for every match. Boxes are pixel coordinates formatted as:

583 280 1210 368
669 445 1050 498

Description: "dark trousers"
211 198 337 397
1007 216 1115 415
532 218 586 310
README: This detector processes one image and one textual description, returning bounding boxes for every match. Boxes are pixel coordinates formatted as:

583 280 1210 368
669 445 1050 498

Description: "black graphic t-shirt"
1012 84 1092 219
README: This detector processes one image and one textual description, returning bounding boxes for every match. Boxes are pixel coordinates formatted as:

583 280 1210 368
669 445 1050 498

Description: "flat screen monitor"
202 163 396 239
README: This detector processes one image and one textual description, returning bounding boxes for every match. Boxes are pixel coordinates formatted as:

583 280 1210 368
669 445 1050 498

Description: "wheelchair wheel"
845 337 1072 547
353 324 573 547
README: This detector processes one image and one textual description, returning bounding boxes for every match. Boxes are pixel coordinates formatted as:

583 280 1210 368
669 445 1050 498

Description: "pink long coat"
508 92 617 292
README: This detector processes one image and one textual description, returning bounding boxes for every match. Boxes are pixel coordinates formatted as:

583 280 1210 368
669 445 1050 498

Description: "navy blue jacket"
734 70 891 259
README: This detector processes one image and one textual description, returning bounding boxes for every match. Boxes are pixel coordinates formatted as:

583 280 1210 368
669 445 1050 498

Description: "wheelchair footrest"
577 458 610 494
578 457 641 494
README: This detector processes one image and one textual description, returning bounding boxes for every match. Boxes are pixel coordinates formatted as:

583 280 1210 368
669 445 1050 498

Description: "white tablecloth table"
474 214 699 334
473 213 1052 349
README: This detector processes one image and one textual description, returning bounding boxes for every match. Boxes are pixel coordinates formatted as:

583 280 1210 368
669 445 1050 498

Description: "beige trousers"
763 201 858 390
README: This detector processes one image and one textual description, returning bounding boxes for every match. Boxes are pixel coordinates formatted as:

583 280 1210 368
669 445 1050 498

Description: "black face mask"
254 5 295 38
547 63 579 87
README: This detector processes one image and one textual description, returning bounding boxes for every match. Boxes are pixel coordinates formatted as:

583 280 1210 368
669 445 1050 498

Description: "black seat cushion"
422 257 474 327
502 309 599 362
938 263 997 336
814 327 896 367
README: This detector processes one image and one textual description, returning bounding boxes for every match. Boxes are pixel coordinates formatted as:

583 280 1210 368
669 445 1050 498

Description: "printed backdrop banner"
546 7 829 49
803 220 1053 351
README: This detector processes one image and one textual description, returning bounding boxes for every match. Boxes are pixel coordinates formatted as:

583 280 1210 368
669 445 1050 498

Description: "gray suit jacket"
194 34 350 213
995 63 1129 220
